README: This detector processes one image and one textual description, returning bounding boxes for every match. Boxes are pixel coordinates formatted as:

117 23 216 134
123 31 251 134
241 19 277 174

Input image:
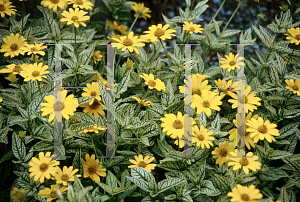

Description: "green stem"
21 1 24 36
209 0 227 25
128 13 140 35
127 89 149 126
159 39 172 65
219 0 243 37
191 0 196 9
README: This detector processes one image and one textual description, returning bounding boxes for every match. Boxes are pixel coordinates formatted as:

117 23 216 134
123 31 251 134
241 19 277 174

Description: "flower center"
258 125 268 134
241 193 250 201
229 61 236 66
154 28 165 37
0 4 5 11
50 0 59 4
61 174 69 181
244 96 248 104
138 161 147 168
91 91 96 96
39 163 48 172
292 85 299 91
32 71 40 77
10 43 19 51
220 149 228 157
202 101 210 108
295 35 300 40
148 80 156 87
88 166 96 174
71 16 79 21
172 119 183 129
50 191 58 197
197 134 204 141
122 38 133 46
31 47 38 52
75 0 83 4
192 88 201 97
53 101 65 111
189 27 195 32
90 101 100 109
239 158 249 166
13 65 22 73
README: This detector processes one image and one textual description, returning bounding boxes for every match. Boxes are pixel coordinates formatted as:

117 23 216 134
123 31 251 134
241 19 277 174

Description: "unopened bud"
280 4 288 11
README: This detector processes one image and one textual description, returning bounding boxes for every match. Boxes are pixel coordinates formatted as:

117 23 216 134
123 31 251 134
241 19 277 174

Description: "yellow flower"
191 91 223 117
125 59 134 69
174 138 192 148
106 21 128 35
228 152 262 174
227 184 263 202
10 187 25 202
78 125 106 134
25 41 47 56
0 33 28 58
178 74 211 105
107 33 122 42
128 154 157 172
139 34 158 43
229 112 258 150
82 154 106 182
140 73 166 91
19 130 26 137
131 2 151 20
220 52 244 72
270 200 281 202
144 24 176 41
61 8 90 27
228 86 261 114
132 96 154 108
19 62 49 82
68 0 93 10
80 98 105 118
38 184 68 202
183 21 203 34
0 96 2 108
28 152 60 184
0 63 28 75
192 125 215 149
285 27 300 45
52 166 81 186
285 79 300 96
213 79 237 98
82 82 102 104
5 73 17 82
111 31 145 56
211 141 235 166
41 0 68 12
160 111 196 139
92 50 103 64
40 90 79 122
246 117 280 143
0 0 16 17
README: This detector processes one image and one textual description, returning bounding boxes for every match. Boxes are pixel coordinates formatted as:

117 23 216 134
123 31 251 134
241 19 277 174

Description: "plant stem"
209 0 227 25
159 39 172 65
21 1 24 36
219 0 243 37
128 13 140 35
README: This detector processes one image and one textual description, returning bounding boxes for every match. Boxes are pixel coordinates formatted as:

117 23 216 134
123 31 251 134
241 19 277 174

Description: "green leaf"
0 150 14 164
115 72 130 97
106 170 119 193
283 109 300 118
130 167 156 184
211 114 220 130
277 123 299 139
259 167 289 181
79 41 98 65
270 150 292 160
12 132 26 161
157 178 185 194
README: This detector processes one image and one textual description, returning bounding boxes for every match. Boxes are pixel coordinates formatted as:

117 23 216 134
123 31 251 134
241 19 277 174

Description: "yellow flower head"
286 27 300 45
61 7 90 27
0 96 2 108
5 73 17 82
92 50 103 64
192 125 215 149
82 82 102 104
228 152 262 174
10 187 25 202
174 138 192 148
0 0 16 17
140 73 166 91
38 184 68 202
132 96 153 108
78 125 106 134
131 2 151 20
107 33 122 42
125 59 134 69
139 34 158 43
106 21 128 35
0 33 28 58
0 63 28 75
68 0 94 10
25 41 47 56
227 184 263 202
128 154 157 172
19 62 49 82
211 141 235 166
80 98 105 118
285 79 300 96
213 79 237 98
220 52 244 72
183 21 203 34
41 0 68 12
144 24 176 40
52 166 81 186
82 153 106 182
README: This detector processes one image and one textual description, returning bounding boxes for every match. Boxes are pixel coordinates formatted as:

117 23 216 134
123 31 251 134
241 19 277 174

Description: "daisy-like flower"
107 33 122 42
227 184 263 202
220 52 244 72
10 187 25 202
78 125 106 134
41 0 68 12
40 90 79 122
140 34 158 43
144 24 176 40
228 86 261 114
82 154 107 182
106 21 128 35
92 50 102 64
140 73 166 91
0 63 28 75
19 62 49 82
160 111 196 139
82 82 102 104
28 152 60 184
285 27 300 45
52 166 81 186
229 112 258 150
132 96 154 108
68 0 94 10
0 33 28 58
246 117 280 143
38 184 68 202
80 98 105 118
131 2 151 20
228 152 262 174
285 79 300 96
192 125 215 149
111 32 145 56
61 8 90 27
128 154 157 172
0 0 16 17
25 42 47 56
179 74 211 105
183 21 203 34
212 141 235 166
5 73 17 82
213 79 237 98
191 91 223 117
